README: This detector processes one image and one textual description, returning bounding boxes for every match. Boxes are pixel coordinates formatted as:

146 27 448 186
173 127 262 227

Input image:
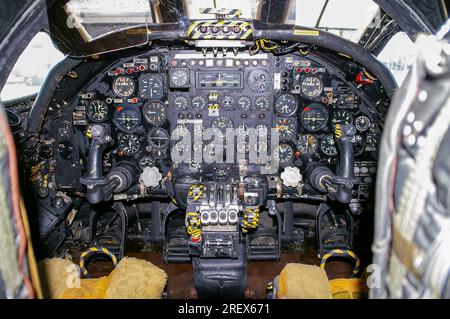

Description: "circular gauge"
254 141 268 154
301 105 329 132
219 95 236 111
113 76 135 97
301 76 323 98
248 69 271 93
256 124 268 137
191 96 206 111
211 116 234 132
118 134 141 155
275 94 298 116
173 96 188 111
297 134 318 156
139 74 164 99
87 100 108 122
237 96 251 111
236 141 250 154
237 123 250 138
320 135 338 156
193 140 206 153
274 118 296 140
171 69 189 87
147 128 170 149
275 144 294 164
114 107 141 132
332 110 353 126
174 140 190 155
139 156 155 169
172 124 189 138
143 101 167 125
255 96 270 111
355 115 371 132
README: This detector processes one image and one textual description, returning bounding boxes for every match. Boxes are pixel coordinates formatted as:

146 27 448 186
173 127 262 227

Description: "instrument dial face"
171 69 189 87
118 134 141 155
113 76 135 97
332 110 353 126
173 96 188 111
237 123 250 138
320 135 338 156
274 118 296 140
219 95 236 111
191 96 206 111
275 144 294 164
147 128 170 149
248 69 271 93
275 94 298 116
255 96 270 111
87 100 108 122
355 115 371 132
256 124 269 137
114 107 141 132
297 134 318 156
237 96 251 111
139 74 164 99
236 141 250 154
301 105 329 132
211 116 234 132
301 76 323 97
143 101 167 126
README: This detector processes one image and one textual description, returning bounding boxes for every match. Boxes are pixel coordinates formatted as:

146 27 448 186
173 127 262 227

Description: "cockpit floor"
72 243 354 299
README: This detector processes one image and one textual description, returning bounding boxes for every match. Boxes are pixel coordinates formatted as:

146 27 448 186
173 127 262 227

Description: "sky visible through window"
0 1 414 101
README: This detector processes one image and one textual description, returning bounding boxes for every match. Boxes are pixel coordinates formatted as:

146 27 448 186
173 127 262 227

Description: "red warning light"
117 106 124 112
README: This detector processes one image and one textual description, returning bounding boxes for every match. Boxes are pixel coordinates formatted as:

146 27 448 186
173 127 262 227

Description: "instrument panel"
70 48 382 198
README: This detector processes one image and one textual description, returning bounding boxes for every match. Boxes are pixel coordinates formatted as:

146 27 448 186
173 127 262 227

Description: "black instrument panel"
70 48 382 197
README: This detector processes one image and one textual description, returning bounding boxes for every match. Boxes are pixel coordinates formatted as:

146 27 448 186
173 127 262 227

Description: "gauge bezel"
331 110 354 126
143 100 168 126
139 73 164 99
86 100 108 122
254 96 270 111
319 135 338 157
113 106 141 133
191 96 207 111
113 76 135 97
237 96 252 111
147 127 170 150
274 117 297 140
118 134 141 156
173 96 188 111
301 76 323 98
211 116 234 132
355 115 371 132
275 93 298 117
275 143 294 164
297 134 318 156
300 104 329 132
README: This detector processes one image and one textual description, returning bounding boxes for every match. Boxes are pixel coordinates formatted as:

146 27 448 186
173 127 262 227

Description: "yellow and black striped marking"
199 8 242 16
79 246 118 276
187 20 253 41
188 184 205 201
320 249 361 275
334 124 342 139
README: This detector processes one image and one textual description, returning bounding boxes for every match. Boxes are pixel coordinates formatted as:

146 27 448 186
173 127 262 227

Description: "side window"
377 32 417 86
0 32 64 101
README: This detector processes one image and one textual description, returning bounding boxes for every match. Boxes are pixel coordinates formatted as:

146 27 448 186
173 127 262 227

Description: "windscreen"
46 0 151 57
46 0 382 57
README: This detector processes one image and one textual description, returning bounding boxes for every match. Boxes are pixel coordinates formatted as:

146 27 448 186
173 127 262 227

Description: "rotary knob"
281 166 302 188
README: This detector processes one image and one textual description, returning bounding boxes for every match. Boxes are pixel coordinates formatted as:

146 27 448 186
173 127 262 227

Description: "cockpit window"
287 0 381 43
0 32 64 101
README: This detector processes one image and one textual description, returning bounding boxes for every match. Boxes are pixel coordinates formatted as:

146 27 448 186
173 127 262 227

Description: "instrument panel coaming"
68 48 382 199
